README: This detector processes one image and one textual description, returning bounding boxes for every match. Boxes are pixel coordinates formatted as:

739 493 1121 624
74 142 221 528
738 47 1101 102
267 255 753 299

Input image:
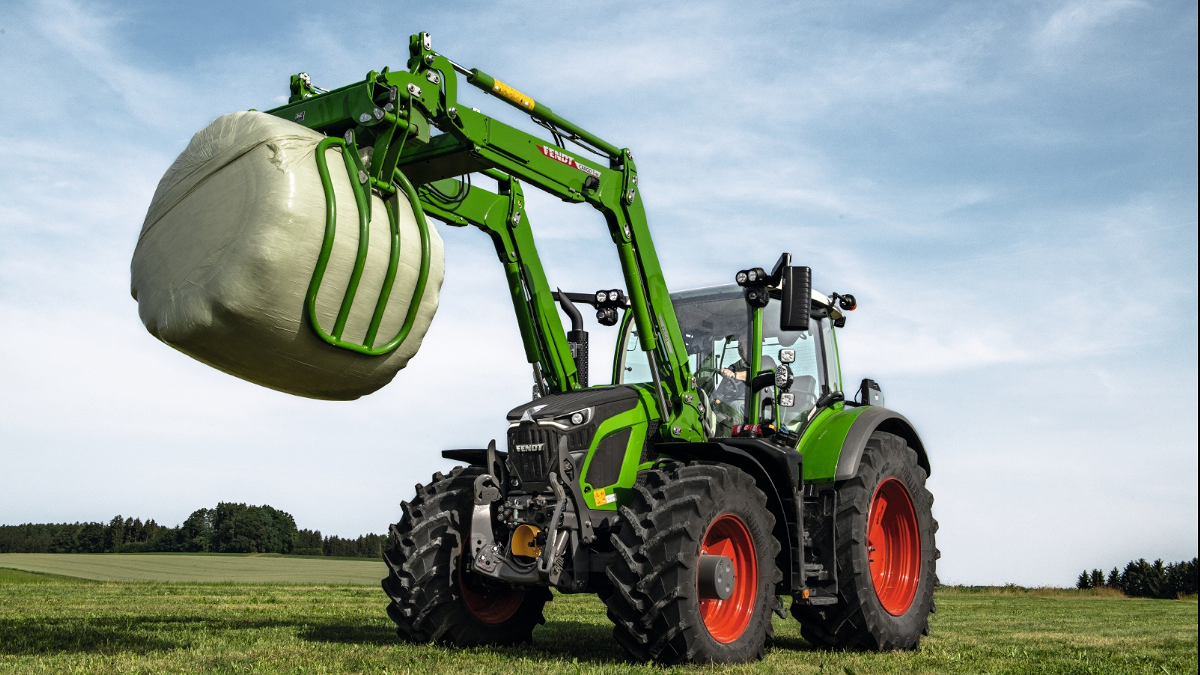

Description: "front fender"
797 405 929 483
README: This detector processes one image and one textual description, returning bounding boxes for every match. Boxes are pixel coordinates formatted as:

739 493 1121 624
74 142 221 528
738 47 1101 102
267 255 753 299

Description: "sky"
0 0 1195 586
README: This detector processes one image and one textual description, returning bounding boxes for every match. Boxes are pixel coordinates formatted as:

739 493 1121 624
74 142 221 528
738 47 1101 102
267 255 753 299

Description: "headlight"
541 407 593 429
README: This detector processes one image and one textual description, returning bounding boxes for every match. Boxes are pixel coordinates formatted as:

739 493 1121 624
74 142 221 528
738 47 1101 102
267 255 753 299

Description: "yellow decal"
593 488 607 507
492 79 535 111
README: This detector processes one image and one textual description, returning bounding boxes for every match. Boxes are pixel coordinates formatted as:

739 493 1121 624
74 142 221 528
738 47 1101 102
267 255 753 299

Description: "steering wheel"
694 364 722 391
711 368 744 403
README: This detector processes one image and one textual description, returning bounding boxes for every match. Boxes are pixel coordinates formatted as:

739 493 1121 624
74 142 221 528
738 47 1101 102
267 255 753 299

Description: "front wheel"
792 431 938 650
381 466 551 646
605 462 782 664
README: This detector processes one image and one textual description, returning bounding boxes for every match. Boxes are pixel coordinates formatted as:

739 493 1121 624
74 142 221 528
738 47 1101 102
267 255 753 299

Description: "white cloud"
1037 0 1145 48
26 0 188 129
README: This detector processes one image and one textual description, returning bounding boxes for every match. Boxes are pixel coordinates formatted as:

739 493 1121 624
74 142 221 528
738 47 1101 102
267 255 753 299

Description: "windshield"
618 285 827 436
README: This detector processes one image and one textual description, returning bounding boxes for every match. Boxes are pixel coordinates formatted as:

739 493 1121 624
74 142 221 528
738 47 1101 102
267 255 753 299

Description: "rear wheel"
605 462 782 664
382 465 551 646
792 431 938 650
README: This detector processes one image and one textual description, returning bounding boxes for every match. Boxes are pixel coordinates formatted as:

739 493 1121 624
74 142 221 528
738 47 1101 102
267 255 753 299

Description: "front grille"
507 423 596 483
508 425 558 483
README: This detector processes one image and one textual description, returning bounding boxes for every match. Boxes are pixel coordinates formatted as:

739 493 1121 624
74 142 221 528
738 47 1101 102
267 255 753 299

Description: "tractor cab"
618 285 842 438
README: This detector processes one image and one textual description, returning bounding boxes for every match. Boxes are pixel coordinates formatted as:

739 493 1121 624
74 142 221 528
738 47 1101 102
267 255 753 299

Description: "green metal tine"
363 198 401 348
330 140 372 340
306 137 431 356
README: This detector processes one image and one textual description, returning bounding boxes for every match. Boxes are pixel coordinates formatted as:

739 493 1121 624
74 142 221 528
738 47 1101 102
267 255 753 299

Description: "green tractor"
264 31 937 664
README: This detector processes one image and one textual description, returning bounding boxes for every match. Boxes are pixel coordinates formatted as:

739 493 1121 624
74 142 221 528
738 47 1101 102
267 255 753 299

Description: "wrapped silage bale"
131 111 445 400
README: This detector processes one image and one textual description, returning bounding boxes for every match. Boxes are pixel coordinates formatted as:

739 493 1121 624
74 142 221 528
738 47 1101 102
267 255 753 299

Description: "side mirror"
780 266 811 332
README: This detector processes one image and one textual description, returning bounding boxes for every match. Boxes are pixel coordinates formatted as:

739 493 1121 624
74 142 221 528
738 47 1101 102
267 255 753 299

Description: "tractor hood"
506 385 641 425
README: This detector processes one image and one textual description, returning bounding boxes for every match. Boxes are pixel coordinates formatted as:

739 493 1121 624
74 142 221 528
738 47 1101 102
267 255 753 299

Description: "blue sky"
0 0 1195 586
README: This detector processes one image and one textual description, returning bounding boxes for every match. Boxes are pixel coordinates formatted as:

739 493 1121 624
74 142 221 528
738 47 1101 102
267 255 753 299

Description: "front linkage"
266 31 937 665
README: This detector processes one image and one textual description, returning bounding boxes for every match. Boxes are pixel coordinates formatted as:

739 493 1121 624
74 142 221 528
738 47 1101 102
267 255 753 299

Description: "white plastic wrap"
131 111 445 400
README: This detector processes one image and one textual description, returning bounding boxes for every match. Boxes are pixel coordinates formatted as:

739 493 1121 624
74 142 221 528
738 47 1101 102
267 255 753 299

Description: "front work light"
775 364 794 390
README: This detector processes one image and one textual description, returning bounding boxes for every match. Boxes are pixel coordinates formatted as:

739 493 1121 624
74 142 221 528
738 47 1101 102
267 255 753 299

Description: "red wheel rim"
698 514 758 643
459 553 524 624
868 478 921 616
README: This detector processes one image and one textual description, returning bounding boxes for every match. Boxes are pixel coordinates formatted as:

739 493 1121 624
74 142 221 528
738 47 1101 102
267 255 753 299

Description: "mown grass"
0 572 1195 674
0 552 385 584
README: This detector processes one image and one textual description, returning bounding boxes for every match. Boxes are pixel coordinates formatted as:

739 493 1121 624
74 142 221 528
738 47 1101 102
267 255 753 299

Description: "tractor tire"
792 431 938 650
381 465 551 646
604 462 782 664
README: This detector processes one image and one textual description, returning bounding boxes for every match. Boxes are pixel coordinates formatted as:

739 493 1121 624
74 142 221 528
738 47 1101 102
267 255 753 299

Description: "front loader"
263 31 938 664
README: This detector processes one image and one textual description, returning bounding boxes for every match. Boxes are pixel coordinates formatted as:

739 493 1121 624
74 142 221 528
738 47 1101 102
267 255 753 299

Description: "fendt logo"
536 145 601 178
514 443 546 453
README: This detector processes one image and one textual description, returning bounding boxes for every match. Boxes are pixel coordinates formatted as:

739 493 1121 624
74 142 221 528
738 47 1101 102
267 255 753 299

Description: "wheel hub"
867 477 921 616
698 514 757 643
698 553 735 600
459 556 524 624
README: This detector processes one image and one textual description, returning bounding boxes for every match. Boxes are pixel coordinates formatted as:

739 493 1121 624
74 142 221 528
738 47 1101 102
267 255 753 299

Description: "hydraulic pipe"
465 69 621 159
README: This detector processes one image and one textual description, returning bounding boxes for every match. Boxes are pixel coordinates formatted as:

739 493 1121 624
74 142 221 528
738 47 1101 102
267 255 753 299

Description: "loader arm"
265 31 703 441
418 171 574 395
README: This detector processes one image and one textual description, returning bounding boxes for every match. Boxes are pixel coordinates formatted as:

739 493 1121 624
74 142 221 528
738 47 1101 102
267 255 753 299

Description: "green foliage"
294 528 324 556
322 534 387 558
1077 558 1197 599
209 503 296 554
1 507 384 559
1077 570 1093 589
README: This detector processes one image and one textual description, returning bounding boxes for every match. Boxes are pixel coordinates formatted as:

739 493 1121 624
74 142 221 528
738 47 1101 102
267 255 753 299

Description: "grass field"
1 558 1196 674
0 552 386 584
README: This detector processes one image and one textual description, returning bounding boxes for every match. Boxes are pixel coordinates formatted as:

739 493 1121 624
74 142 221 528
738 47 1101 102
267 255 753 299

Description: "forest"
1077 558 1198 599
0 503 387 558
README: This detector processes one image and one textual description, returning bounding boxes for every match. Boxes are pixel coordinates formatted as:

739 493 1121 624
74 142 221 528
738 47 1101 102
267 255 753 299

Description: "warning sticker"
537 145 601 179
491 79 535 111
593 489 617 506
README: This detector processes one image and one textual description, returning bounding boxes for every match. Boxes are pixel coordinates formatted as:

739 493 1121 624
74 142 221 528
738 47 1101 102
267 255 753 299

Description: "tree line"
1077 557 1197 599
0 503 387 559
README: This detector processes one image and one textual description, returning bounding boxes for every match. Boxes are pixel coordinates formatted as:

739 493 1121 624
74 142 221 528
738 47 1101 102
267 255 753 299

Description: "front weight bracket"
469 474 502 561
